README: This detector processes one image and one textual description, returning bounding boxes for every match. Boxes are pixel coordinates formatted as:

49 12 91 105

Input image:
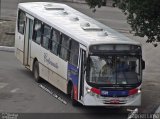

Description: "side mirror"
142 59 145 70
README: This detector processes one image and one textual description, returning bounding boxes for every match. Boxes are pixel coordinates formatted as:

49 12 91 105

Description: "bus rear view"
83 44 145 106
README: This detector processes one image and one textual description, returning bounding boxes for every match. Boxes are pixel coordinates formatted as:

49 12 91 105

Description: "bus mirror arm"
142 59 145 70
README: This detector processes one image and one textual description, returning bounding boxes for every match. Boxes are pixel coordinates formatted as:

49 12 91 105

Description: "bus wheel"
33 61 41 83
71 86 78 106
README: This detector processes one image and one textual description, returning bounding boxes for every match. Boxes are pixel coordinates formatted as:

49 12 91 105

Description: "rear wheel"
71 86 78 106
33 61 41 82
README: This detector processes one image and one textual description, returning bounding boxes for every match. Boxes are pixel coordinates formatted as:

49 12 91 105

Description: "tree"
85 0 160 47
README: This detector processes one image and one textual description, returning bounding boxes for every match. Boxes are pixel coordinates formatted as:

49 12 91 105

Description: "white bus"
15 2 145 106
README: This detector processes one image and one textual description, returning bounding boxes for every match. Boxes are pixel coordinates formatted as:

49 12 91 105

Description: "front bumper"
82 93 141 106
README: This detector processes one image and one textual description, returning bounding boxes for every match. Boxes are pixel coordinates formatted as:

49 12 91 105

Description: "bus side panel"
47 52 68 94
49 70 68 94
31 41 68 93
15 9 25 64
31 42 50 82
30 42 41 61
15 26 25 64
39 63 49 81
38 48 49 82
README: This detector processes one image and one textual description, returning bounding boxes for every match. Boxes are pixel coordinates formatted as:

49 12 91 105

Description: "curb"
154 105 160 119
0 46 15 52
155 105 160 113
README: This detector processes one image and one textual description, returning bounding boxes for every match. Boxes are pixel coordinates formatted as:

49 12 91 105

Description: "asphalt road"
0 0 160 118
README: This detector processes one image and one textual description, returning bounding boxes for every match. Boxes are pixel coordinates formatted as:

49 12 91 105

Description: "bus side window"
42 24 51 49
50 29 60 55
59 34 70 61
69 40 79 66
33 19 42 44
18 10 25 34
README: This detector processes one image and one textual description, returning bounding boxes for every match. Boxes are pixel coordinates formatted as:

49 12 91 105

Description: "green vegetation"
85 0 160 46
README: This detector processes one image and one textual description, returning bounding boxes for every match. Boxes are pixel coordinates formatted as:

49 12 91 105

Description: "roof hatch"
80 22 103 31
44 4 64 10
69 15 79 21
61 11 69 15
98 31 108 37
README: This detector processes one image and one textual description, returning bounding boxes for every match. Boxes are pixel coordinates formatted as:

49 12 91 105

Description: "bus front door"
24 14 34 66
78 46 86 101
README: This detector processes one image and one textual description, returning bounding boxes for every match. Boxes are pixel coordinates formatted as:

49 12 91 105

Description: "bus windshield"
87 55 140 85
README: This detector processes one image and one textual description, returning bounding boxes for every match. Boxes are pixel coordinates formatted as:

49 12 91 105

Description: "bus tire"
71 86 78 106
33 61 41 83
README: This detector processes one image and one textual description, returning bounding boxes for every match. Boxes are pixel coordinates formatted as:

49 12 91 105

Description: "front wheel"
33 61 42 83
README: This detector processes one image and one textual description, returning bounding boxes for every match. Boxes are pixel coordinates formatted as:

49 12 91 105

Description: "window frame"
50 28 61 55
17 9 26 34
31 17 80 64
69 39 79 66
33 19 42 45
59 34 71 61
41 24 52 50
28 19 34 40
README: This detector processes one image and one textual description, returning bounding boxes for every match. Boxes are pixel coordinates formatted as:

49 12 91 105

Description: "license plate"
110 98 120 104
101 90 128 97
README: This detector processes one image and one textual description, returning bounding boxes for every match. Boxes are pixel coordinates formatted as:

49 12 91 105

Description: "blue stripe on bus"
100 90 129 97
68 64 79 86
68 64 79 100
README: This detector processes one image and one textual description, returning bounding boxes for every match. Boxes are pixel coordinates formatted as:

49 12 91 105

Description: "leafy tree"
85 0 160 47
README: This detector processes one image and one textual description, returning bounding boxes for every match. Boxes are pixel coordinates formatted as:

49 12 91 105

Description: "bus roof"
18 2 141 47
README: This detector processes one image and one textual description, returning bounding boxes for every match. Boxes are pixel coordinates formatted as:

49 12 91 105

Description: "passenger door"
78 45 86 100
23 14 34 66
15 10 26 64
